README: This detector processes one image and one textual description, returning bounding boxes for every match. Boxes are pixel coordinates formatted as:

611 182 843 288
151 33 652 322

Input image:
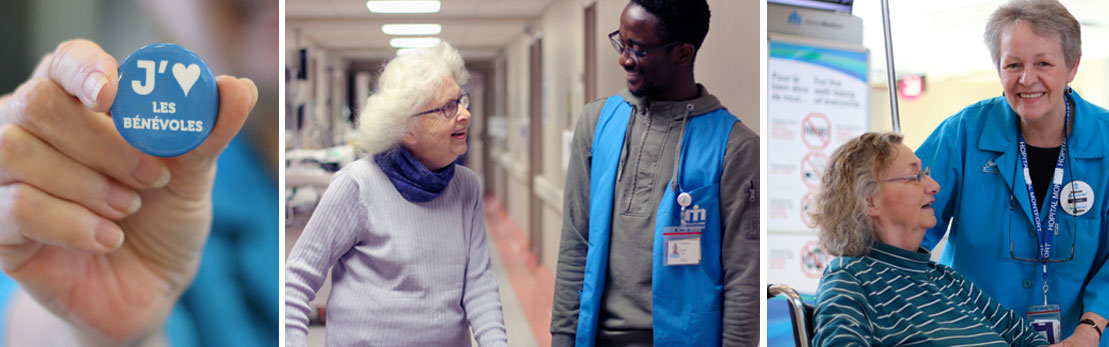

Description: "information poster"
767 39 869 293
768 233 831 294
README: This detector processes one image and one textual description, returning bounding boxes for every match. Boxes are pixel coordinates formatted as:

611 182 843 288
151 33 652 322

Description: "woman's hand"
0 39 255 344
1049 314 1106 347
1049 328 1098 347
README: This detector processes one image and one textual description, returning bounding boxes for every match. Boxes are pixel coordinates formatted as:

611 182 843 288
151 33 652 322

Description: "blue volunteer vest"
576 95 735 346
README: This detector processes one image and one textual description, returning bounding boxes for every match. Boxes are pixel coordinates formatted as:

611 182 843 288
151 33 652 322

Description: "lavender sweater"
284 158 507 346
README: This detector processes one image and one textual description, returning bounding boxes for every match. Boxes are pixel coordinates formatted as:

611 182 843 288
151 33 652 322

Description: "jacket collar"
868 242 932 275
977 90 1106 226
617 84 725 119
978 90 1105 159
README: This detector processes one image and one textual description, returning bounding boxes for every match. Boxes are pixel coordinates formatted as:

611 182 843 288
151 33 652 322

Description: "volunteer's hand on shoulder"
0 39 256 344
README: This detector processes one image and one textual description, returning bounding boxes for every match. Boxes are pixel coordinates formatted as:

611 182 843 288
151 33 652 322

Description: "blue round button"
111 43 218 157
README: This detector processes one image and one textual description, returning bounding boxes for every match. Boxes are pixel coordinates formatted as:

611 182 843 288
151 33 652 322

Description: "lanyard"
1015 93 1070 305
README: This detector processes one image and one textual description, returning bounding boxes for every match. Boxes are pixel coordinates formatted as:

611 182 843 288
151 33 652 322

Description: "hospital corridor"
284 0 757 345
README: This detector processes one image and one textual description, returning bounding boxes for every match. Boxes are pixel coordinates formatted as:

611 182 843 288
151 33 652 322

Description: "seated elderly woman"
809 132 1047 346
284 42 507 346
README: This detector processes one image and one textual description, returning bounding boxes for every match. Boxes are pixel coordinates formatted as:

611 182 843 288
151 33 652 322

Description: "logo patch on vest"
681 204 708 227
983 158 999 173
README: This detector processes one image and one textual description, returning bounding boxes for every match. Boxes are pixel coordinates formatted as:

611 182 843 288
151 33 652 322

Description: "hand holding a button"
0 39 256 344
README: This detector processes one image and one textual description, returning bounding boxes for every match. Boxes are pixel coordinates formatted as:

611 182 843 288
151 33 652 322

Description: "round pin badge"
1060 180 1094 216
111 43 218 157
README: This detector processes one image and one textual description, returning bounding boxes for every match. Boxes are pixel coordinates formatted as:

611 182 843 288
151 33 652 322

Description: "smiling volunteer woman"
916 0 1108 345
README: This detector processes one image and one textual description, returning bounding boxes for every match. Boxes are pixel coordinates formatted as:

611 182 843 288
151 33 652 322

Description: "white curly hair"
354 42 470 155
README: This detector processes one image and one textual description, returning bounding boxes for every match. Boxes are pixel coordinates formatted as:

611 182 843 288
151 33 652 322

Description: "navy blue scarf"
374 147 455 202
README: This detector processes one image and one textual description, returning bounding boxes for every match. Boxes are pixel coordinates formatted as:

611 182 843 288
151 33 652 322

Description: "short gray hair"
809 132 903 257
984 0 1081 69
354 42 470 155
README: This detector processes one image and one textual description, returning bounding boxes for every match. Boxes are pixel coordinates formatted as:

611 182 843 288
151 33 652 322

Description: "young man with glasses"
550 0 759 346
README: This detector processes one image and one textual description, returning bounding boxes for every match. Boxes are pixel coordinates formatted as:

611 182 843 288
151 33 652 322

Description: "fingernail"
132 156 171 188
85 72 107 104
95 222 124 250
106 183 141 215
241 78 258 110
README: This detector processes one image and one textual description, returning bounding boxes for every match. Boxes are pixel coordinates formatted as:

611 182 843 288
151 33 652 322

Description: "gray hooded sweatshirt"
551 85 760 346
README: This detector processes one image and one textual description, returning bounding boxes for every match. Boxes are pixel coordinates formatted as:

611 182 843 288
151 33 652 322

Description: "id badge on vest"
1028 304 1062 343
664 192 704 266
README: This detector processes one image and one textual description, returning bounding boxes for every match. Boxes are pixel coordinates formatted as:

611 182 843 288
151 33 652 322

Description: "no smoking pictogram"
801 152 827 189
802 113 832 150
800 241 829 278
800 192 814 228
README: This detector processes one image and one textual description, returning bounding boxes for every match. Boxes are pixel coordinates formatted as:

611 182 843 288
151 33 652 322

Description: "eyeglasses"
1007 194 1076 263
608 30 680 63
882 167 931 184
412 93 470 120
1002 152 1077 263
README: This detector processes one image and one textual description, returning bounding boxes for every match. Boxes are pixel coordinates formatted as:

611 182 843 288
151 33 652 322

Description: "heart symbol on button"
172 63 200 97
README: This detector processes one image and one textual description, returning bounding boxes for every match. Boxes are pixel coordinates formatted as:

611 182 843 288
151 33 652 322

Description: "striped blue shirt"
813 242 1048 346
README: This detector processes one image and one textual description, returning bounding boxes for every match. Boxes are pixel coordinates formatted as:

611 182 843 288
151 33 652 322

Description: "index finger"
32 39 119 113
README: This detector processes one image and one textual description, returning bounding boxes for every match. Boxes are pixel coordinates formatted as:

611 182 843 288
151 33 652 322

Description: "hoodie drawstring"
669 103 695 193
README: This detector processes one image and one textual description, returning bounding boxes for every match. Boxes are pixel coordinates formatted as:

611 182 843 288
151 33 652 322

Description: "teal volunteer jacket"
917 90 1109 345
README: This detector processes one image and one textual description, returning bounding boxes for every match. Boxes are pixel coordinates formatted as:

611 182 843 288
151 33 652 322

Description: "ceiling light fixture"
389 37 441 48
382 24 442 35
366 1 441 14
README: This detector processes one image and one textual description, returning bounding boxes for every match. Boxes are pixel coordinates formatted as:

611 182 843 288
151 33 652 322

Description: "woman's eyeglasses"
413 93 470 120
883 167 931 184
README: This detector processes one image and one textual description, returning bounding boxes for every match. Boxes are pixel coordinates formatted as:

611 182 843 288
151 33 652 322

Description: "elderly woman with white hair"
810 132 1048 346
284 42 507 346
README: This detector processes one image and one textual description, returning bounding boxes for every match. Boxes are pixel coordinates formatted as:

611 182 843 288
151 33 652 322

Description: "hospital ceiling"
855 0 1109 79
286 0 558 61
287 0 1109 76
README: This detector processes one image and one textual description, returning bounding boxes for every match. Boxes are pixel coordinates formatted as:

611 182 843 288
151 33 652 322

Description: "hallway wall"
869 56 1109 150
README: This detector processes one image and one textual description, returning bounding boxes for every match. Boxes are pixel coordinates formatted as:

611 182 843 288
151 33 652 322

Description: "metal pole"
880 0 901 132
